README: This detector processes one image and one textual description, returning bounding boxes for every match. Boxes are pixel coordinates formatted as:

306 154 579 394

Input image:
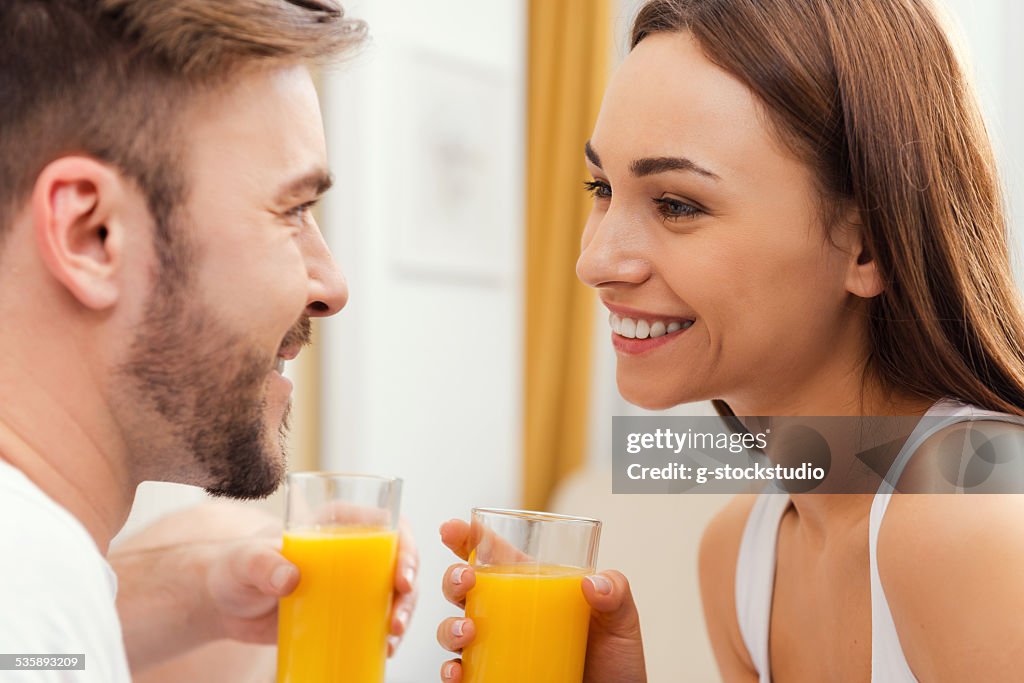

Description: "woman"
438 0 1024 680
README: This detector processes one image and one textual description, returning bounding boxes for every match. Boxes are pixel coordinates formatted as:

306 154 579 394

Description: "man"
0 0 417 679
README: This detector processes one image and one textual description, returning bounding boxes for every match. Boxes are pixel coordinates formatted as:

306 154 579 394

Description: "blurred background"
117 0 1024 680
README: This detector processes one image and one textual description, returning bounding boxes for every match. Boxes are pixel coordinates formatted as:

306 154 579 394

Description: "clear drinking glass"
462 508 602 683
275 472 402 683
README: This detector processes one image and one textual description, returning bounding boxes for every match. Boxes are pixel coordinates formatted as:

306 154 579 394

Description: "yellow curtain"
289 320 322 472
524 0 611 510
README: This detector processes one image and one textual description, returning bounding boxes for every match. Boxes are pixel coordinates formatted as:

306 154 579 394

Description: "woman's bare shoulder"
897 418 1024 494
878 490 1024 680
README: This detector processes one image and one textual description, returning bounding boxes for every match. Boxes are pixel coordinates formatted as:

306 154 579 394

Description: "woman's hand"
435 518 647 682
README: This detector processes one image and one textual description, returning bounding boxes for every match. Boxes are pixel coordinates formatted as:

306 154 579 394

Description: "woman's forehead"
592 33 808 190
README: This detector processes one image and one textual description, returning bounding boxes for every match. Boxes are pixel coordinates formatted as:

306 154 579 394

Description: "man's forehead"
180 64 328 196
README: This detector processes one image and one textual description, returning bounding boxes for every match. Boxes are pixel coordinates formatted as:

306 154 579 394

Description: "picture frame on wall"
389 46 518 286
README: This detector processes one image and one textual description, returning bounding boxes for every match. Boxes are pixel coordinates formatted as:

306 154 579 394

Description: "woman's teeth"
609 313 694 339
275 357 286 373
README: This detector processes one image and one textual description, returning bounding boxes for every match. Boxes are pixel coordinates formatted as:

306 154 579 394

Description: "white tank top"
734 399 1020 682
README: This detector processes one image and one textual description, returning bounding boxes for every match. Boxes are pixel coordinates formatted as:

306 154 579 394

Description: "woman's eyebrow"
631 156 719 180
584 140 720 181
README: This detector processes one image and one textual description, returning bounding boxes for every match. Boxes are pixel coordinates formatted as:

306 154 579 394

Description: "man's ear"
31 157 129 310
837 205 884 299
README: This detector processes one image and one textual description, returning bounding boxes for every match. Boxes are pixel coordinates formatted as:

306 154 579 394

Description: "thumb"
232 542 299 597
582 570 642 636
243 546 300 598
209 542 300 617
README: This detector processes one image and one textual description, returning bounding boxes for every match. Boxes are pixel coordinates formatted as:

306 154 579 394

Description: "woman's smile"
604 302 697 355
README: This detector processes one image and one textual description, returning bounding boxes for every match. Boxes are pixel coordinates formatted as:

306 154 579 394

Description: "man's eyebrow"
631 156 719 180
276 168 334 202
584 140 602 169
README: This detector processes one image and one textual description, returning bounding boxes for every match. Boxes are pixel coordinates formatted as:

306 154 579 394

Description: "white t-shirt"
0 461 131 682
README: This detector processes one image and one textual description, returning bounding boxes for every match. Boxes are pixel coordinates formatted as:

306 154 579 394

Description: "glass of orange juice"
276 472 401 683
462 508 602 683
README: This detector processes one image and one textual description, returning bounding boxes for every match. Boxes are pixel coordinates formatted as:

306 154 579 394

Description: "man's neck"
0 398 135 555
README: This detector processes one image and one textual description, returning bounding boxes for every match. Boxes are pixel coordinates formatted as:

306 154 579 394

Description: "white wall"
318 2 525 680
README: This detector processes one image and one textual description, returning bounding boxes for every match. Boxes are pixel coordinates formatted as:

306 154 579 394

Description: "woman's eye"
583 179 612 200
653 196 702 220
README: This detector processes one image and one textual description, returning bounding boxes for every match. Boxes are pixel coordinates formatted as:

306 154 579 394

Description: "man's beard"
118 271 309 499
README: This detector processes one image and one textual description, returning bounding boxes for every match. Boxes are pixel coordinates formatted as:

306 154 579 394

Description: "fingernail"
403 566 416 587
451 619 466 637
443 661 456 679
396 609 410 630
452 566 468 585
271 565 295 591
387 635 400 653
587 574 613 595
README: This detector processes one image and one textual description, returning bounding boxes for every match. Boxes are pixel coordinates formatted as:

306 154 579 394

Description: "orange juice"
463 565 592 683
276 527 398 683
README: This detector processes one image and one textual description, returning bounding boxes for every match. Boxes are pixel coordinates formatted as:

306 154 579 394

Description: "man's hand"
203 535 298 644
203 517 418 655
434 519 647 683
114 502 419 679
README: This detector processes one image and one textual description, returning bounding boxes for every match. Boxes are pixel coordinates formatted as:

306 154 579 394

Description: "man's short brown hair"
0 0 364 263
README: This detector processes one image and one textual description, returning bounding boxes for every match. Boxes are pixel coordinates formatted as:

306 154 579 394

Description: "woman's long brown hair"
633 0 1024 415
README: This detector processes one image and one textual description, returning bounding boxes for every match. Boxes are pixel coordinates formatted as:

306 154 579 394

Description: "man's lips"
274 316 313 372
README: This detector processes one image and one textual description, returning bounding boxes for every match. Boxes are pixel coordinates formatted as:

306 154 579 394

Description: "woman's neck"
777 390 936 540
725 355 937 417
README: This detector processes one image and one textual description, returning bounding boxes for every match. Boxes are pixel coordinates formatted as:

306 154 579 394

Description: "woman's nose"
576 213 652 289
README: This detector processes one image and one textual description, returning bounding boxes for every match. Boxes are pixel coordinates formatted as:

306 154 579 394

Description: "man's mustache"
281 316 312 351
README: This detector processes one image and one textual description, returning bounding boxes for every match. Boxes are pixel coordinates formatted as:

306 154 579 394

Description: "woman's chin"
616 376 693 411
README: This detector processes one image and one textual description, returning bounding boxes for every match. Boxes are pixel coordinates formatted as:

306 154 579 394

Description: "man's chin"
204 472 283 500
204 443 287 500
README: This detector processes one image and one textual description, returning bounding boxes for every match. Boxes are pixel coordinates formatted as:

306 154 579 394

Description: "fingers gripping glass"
462 508 602 683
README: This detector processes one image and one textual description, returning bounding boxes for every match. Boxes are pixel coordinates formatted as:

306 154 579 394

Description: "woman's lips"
609 312 694 339
609 312 696 355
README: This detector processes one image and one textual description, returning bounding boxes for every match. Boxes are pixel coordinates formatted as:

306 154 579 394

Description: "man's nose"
302 224 348 317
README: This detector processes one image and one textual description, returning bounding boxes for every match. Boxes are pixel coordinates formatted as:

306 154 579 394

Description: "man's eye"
583 179 612 200
285 200 319 225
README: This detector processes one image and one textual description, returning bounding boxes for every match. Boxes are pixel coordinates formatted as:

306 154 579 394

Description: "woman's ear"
31 157 129 310
837 205 884 299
